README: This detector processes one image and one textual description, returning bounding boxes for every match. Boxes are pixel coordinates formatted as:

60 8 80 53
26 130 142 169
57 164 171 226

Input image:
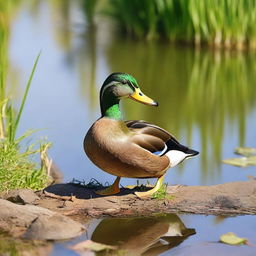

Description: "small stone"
5 189 39 205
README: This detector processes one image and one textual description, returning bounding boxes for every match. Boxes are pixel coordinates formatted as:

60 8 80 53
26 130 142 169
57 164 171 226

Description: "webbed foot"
95 176 121 195
135 175 164 198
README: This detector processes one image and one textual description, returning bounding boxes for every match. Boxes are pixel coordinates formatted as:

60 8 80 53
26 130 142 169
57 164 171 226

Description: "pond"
7 0 256 255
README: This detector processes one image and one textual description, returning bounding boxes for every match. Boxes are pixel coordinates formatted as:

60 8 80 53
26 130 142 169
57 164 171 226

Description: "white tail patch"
166 150 188 167
164 223 183 237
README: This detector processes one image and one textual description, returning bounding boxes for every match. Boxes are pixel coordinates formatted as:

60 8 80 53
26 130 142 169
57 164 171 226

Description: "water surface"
7 1 256 255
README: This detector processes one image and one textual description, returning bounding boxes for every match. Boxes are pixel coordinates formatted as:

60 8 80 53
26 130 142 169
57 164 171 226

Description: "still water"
8 1 256 255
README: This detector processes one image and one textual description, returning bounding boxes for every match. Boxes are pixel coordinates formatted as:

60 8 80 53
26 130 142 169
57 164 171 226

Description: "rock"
0 199 85 240
0 199 53 230
24 214 85 240
4 189 39 205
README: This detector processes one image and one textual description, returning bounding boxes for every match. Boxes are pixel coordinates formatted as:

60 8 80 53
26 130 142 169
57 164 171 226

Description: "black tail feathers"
163 138 199 157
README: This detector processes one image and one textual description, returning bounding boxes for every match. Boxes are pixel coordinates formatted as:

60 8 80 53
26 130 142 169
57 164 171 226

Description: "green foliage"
105 0 256 48
152 183 173 200
12 53 41 143
0 53 41 143
0 140 49 193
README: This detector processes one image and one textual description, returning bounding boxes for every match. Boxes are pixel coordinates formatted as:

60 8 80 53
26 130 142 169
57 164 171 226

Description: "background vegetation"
92 0 256 49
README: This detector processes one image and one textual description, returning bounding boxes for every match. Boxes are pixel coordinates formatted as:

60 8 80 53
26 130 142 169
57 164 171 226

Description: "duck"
84 72 199 197
91 214 195 255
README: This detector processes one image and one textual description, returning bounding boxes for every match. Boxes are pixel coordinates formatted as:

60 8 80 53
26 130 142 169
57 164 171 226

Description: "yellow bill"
129 88 158 106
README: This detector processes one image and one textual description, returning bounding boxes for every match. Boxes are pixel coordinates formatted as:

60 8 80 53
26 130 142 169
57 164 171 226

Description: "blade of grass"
12 52 41 142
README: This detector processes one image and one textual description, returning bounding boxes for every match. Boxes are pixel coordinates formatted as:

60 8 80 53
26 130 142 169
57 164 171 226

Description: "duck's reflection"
91 214 195 256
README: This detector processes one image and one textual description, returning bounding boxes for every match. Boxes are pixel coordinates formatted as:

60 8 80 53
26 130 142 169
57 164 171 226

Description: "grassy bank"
0 1 50 193
96 0 256 49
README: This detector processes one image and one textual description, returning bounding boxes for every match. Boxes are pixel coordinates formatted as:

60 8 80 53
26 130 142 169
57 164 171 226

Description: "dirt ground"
36 180 256 218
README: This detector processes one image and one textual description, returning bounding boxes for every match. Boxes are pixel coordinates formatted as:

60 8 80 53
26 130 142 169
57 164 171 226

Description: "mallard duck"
91 214 195 255
84 73 199 197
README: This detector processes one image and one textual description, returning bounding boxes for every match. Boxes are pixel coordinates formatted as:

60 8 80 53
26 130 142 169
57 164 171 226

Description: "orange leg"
135 175 164 197
95 176 121 195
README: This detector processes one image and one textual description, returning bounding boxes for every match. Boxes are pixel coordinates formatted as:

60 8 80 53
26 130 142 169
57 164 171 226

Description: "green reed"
0 0 50 192
104 0 256 49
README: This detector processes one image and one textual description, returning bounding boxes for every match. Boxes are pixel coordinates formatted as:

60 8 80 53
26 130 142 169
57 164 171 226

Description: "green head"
100 72 158 119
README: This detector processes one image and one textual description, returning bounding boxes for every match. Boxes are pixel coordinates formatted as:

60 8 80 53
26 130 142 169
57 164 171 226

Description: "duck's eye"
139 92 143 96
121 80 126 84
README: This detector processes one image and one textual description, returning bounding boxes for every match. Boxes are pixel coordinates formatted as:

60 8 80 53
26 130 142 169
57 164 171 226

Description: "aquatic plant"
103 0 256 49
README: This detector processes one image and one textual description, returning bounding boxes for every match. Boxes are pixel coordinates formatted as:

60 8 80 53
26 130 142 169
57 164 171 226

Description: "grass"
152 183 174 200
0 1 51 193
0 51 50 193
95 0 256 49
0 53 41 143
0 55 51 192
0 140 51 193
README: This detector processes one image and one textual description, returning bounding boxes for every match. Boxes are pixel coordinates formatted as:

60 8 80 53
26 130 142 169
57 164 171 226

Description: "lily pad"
235 147 256 157
220 232 247 245
223 156 256 167
247 156 256 165
223 157 248 167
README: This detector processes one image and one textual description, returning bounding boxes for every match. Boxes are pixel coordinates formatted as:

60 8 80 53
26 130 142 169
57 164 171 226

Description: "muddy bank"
37 180 256 217
0 180 255 243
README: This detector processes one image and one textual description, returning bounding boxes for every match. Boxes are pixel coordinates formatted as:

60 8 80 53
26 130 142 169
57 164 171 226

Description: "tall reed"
105 0 256 49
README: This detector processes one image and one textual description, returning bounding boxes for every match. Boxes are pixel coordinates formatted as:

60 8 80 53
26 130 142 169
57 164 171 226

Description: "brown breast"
84 118 170 178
